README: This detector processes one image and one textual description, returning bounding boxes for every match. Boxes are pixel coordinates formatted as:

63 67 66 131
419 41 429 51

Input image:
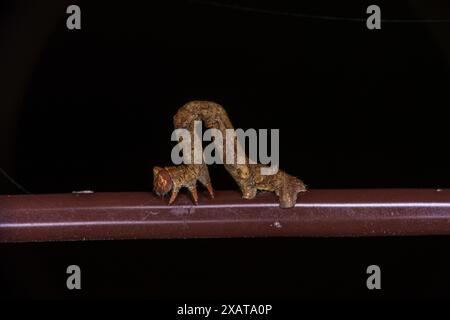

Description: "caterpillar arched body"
153 101 306 208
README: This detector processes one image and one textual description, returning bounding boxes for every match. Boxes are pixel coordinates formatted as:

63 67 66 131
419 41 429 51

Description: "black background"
1 0 450 303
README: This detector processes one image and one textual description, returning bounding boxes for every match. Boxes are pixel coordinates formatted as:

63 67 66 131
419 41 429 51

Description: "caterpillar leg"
204 182 214 198
168 187 180 205
198 165 214 198
188 186 199 205
198 178 214 199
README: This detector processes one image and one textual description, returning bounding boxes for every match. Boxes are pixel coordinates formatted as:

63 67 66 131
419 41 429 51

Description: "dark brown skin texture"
153 101 306 208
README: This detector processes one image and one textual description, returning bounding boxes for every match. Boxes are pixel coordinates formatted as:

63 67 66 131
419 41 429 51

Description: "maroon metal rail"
1 189 450 242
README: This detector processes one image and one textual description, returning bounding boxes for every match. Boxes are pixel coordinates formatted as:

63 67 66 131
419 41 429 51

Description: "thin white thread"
191 0 450 23
0 167 31 194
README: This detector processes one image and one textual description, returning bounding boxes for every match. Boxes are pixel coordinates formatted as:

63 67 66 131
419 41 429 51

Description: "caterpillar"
153 101 306 208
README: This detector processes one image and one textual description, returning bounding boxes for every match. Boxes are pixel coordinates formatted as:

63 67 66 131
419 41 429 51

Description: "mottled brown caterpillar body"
153 101 306 208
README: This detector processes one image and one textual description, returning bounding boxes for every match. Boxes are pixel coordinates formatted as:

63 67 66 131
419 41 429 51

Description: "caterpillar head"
153 166 173 196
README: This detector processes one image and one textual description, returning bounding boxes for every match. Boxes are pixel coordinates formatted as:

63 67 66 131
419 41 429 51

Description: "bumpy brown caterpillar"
153 101 307 208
